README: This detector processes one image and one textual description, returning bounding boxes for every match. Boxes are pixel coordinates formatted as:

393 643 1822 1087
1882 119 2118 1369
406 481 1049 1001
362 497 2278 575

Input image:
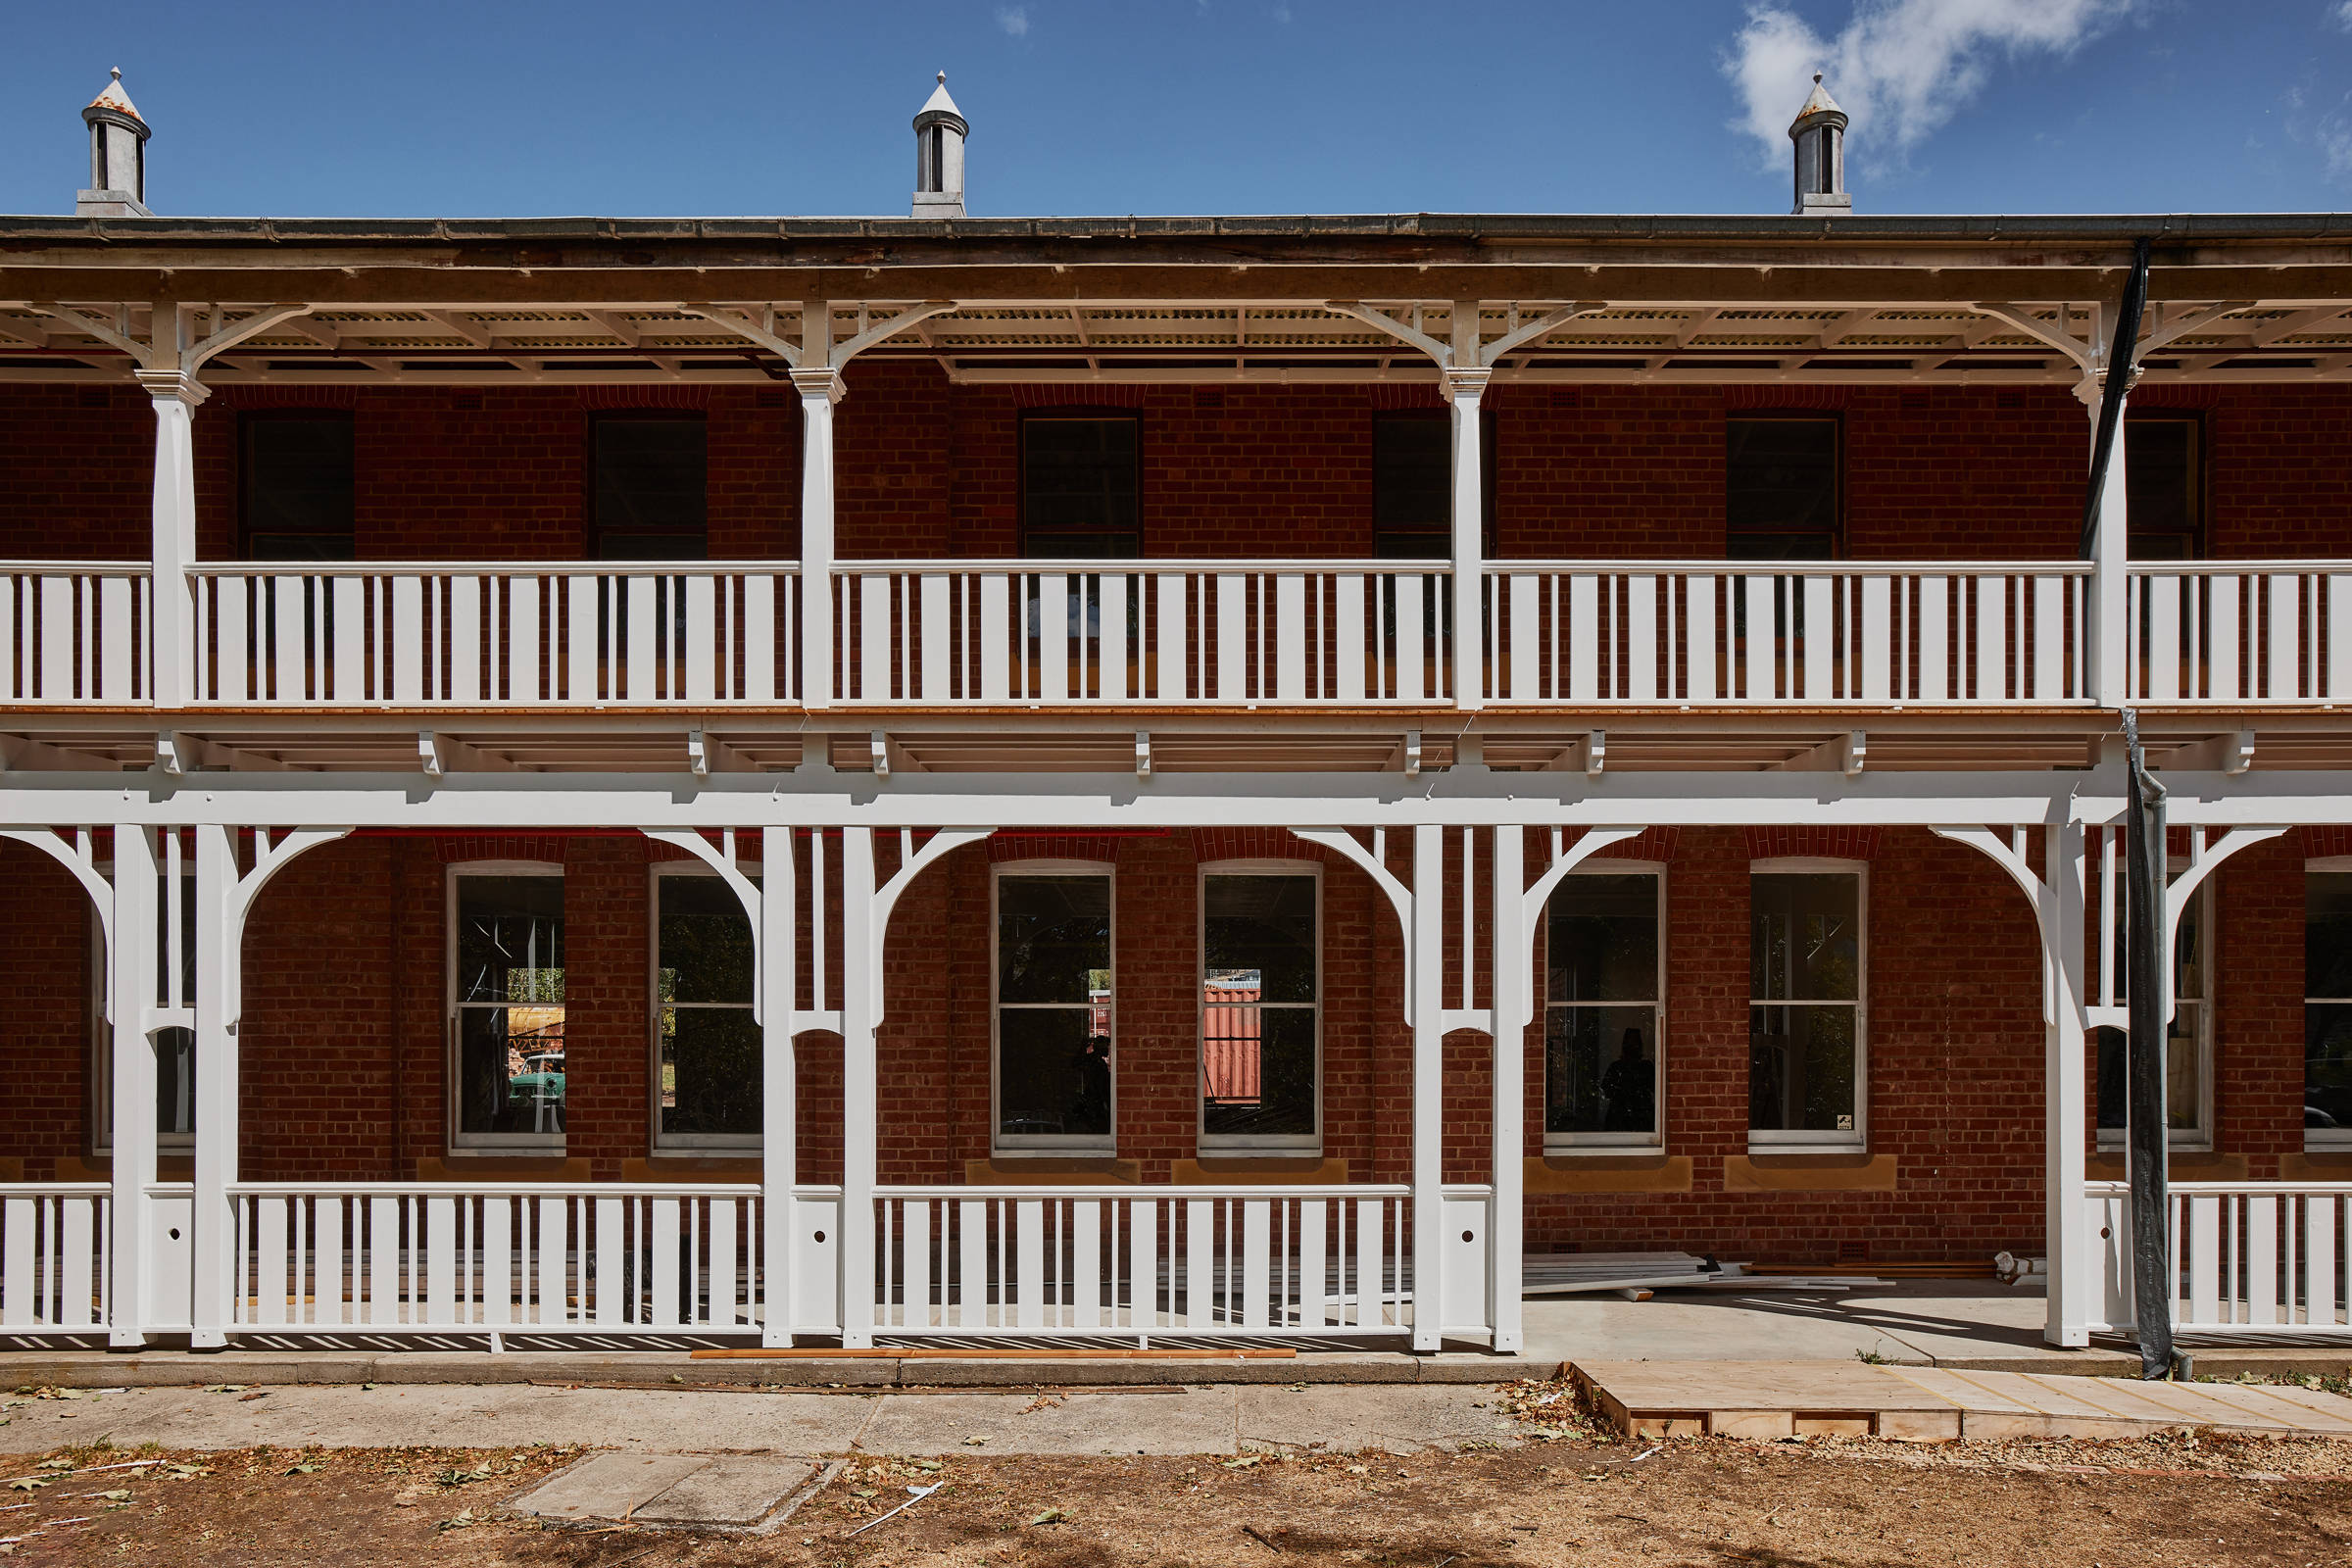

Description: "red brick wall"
0 842 95 1178
5 377 2348 564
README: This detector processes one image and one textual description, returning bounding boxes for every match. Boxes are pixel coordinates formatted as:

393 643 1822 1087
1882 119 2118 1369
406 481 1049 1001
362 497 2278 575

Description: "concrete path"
0 1380 1521 1459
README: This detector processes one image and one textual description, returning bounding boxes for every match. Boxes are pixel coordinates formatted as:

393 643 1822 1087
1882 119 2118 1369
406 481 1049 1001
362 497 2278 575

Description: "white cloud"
2334 1 2352 32
996 5 1029 36
1724 0 2138 168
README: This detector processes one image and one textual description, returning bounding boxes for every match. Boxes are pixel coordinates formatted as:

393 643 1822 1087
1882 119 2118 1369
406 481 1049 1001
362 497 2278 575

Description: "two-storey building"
5 72 2352 1356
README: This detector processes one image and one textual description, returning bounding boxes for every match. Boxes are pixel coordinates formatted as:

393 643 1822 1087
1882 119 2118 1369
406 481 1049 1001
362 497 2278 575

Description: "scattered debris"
1242 1522 1285 1552
1029 1505 1070 1525
842 1481 942 1538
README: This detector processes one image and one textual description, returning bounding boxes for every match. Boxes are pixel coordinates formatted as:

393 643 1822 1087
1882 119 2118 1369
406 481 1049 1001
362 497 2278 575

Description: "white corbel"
1135 731 1152 777
154 730 186 774
418 730 445 779
1388 729 1423 777
217 828 353 1029
0 828 113 1016
1298 827 1418 1019
2140 301 2255 355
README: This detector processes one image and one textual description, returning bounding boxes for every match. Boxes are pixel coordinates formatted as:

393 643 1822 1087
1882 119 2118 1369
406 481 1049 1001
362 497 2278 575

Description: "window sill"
1174 1156 1347 1185
416 1153 590 1182
1726 1152 1894 1193
1543 1141 1665 1157
963 1156 1141 1185
1526 1154 1690 1195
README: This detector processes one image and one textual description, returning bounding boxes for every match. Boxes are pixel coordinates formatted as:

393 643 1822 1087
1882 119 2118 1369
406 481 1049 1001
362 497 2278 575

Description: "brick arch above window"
1743 826 1881 861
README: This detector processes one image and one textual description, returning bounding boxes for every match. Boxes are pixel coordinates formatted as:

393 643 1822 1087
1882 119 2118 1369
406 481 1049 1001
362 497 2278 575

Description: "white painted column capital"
134 368 211 408
789 367 846 405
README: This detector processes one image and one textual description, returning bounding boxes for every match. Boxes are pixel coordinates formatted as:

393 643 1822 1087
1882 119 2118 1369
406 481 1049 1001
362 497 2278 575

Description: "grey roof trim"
1 211 2349 249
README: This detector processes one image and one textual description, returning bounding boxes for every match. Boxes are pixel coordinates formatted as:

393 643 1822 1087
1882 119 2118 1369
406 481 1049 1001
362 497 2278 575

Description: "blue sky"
6 0 2352 219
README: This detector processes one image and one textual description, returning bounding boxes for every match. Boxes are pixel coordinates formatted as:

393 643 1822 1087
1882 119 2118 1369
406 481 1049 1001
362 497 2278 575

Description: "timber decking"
1571 1359 2352 1443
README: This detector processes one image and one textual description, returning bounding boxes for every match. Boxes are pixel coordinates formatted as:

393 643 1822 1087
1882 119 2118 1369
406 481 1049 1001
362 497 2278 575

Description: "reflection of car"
509 1053 565 1108
2311 1105 2341 1129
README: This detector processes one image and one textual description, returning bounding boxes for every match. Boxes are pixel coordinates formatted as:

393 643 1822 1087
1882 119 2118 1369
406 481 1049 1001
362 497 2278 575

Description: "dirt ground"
4 1383 2351 1566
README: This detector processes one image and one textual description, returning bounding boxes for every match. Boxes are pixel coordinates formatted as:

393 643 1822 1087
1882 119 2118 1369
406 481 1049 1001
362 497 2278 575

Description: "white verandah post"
760 836 800 1347
136 365 205 710
1488 824 1526 1353
187 823 237 1348
1409 825 1446 1350
107 825 159 1348
794 350 841 711
1444 349 1490 710
838 826 879 1348
2083 377 2132 709
2046 817 2094 1346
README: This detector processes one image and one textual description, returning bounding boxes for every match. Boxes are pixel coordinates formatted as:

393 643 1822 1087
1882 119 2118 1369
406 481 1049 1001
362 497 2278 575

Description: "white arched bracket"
866 828 994 1021
1933 825 2061 1025
1322 299 1612 372
1495 826 1650 1039
679 300 959 372
2161 826 2286 1024
1297 827 1416 1020
645 828 769 1020
0 828 114 1018
31 300 316 379
217 827 353 1031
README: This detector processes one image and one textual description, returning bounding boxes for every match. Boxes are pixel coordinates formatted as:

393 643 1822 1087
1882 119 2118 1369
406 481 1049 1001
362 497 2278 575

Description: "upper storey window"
593 414 708 560
1021 412 1140 558
1371 411 1493 559
2126 414 2203 560
240 413 355 561
1727 415 1840 560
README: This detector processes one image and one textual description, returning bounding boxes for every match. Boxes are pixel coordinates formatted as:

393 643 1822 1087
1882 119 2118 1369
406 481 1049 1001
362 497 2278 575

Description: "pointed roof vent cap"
88 66 145 123
1788 73 1850 217
1788 72 1844 131
916 71 966 132
80 67 152 218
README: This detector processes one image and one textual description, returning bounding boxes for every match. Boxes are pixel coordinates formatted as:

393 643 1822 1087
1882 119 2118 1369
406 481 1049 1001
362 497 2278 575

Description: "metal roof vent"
79 68 152 218
912 72 966 220
1788 74 1849 218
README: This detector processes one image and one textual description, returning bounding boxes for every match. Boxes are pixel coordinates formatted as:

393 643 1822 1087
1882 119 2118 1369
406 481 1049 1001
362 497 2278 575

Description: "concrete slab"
856 1390 1242 1456
1523 1280 2066 1368
632 1456 818 1527
0 1382 876 1455
1236 1385 1521 1453
510 1452 707 1522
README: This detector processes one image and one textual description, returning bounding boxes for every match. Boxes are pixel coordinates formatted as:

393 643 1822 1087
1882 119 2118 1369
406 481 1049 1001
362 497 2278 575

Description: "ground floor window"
1748 863 1865 1150
449 864 566 1152
653 866 760 1150
994 865 1114 1153
2308 864 2352 1149
1544 867 1663 1150
2095 876 2214 1150
1200 865 1320 1152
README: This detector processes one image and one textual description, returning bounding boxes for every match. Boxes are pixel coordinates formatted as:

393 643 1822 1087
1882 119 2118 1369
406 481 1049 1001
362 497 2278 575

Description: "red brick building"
5 74 2352 1358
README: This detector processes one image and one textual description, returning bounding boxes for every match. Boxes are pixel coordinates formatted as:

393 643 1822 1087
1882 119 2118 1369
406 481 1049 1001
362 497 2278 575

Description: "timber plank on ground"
1571 1359 2352 1444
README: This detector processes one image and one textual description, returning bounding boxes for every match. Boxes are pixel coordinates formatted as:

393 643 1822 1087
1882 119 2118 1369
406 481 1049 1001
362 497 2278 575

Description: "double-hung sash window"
1748 864 1866 1149
450 864 566 1152
2306 864 2352 1150
2094 873 2215 1149
1544 868 1664 1150
1200 866 1320 1152
993 866 1115 1153
654 866 760 1151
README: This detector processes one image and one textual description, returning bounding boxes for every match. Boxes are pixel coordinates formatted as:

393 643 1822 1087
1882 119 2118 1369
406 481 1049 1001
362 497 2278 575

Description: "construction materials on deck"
689 1346 1298 1361
1521 1252 1737 1296
1572 1358 2352 1443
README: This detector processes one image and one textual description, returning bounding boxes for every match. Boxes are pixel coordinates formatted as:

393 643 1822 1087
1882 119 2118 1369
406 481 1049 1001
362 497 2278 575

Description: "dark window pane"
660 875 754 1004
1750 873 1859 1002
997 875 1111 1004
2309 873 2352 1000
1727 416 1838 558
1544 1005 1656 1136
2308 1004 2352 1131
2094 1016 2204 1131
594 417 707 559
457 876 564 1003
2127 416 2200 560
1204 875 1316 1004
1373 415 1449 530
1022 416 1139 553
1201 1005 1316 1137
459 1005 566 1137
1547 873 1659 1003
662 1007 761 1137
998 1007 1111 1139
1747 1003 1855 1133
154 1026 194 1138
242 416 354 561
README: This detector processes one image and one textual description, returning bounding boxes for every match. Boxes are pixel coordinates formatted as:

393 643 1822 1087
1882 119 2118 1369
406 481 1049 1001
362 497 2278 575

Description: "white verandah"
5 771 2346 1351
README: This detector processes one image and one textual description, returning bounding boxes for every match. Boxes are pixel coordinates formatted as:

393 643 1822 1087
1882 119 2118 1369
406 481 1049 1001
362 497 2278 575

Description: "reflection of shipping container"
1202 976 1261 1104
